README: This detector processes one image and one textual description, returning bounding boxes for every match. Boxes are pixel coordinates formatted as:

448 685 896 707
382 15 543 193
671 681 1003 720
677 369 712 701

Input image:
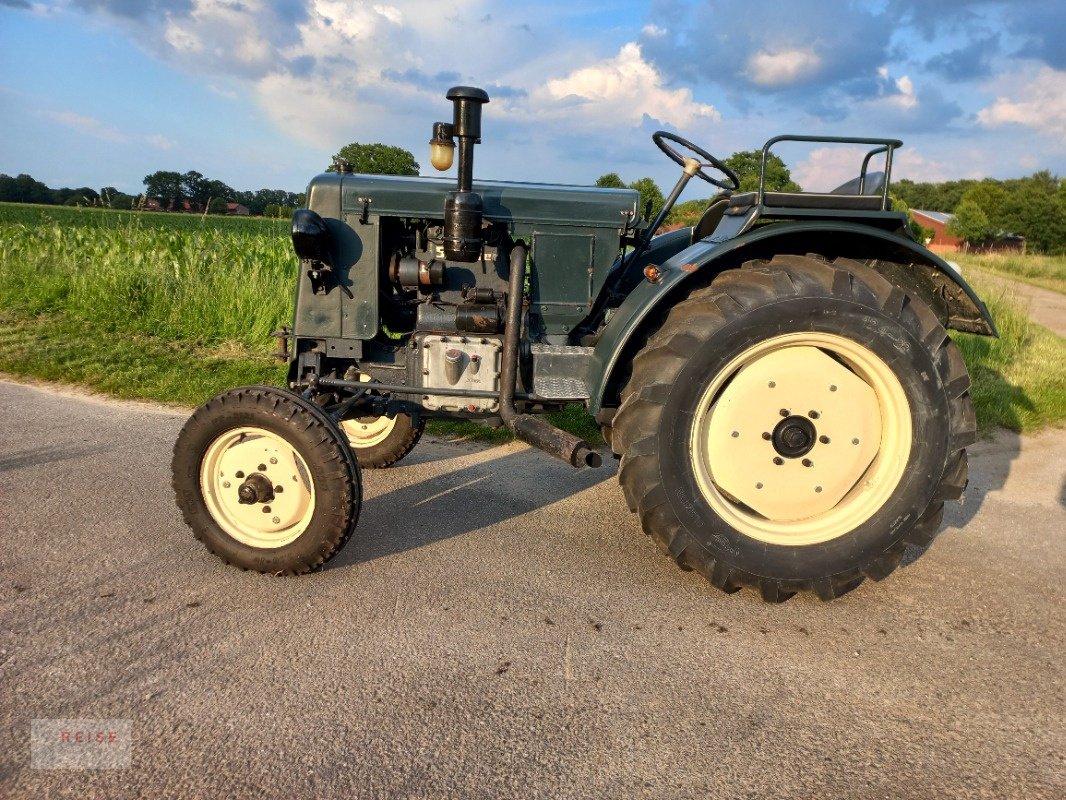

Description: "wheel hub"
772 415 816 458
237 473 275 505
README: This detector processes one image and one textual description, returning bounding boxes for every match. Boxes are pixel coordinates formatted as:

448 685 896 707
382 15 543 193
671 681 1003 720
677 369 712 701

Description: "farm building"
911 210 962 254
911 209 1026 254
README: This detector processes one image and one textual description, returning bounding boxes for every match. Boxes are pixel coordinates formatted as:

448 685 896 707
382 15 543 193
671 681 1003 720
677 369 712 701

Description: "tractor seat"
727 170 889 212
691 196 731 243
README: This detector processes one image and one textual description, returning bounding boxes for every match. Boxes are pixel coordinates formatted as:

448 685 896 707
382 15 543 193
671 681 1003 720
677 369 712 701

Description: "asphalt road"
1 379 1063 799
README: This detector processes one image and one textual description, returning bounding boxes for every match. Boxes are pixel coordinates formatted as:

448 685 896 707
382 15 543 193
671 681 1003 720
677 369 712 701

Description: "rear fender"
588 220 995 416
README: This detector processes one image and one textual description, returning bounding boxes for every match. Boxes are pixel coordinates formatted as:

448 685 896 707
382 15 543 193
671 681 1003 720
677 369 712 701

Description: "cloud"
746 49 822 87
46 110 128 142
792 147 871 193
147 133 175 149
924 34 999 81
978 66 1066 140
532 42 720 130
1002 0 1066 70
639 0 893 106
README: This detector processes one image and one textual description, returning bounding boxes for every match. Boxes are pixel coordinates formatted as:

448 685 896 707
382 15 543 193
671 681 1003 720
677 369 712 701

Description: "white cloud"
892 149 952 183
641 23 666 38
745 48 822 86
146 133 175 149
533 43 720 129
46 110 127 143
792 147 870 192
892 75 917 109
978 66 1066 140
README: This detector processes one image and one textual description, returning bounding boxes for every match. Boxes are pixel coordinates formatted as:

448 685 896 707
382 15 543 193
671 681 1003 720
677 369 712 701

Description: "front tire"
172 385 361 574
614 255 975 601
339 375 424 468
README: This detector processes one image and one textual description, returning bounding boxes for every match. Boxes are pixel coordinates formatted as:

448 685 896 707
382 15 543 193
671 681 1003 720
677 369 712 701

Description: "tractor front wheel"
614 255 975 601
172 385 361 574
339 376 424 468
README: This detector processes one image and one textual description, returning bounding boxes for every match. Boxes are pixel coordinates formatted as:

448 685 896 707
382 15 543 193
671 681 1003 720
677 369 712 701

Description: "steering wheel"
653 131 740 192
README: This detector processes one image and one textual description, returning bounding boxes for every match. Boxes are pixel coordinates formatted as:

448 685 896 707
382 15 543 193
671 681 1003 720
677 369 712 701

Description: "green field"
1 203 1063 437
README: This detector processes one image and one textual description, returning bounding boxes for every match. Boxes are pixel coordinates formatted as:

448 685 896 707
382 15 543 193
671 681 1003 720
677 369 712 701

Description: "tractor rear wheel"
172 385 361 574
614 255 975 601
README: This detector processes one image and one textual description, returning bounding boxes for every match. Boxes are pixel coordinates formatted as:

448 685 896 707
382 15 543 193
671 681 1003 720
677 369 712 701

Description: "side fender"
588 220 996 416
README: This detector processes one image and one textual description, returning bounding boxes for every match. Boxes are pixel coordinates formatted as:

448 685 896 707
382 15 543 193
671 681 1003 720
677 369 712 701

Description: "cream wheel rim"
340 374 398 448
199 426 316 548
690 332 912 546
341 415 398 448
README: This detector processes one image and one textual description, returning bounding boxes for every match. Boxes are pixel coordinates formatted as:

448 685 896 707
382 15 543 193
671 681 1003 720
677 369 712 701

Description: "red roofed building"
911 210 962 254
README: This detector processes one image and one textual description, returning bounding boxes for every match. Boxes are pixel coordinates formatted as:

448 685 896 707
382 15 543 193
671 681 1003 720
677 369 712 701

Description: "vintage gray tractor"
172 86 994 601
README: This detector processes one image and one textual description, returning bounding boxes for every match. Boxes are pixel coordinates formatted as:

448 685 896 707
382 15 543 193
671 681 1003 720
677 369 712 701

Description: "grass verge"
950 275 1066 434
953 252 1066 295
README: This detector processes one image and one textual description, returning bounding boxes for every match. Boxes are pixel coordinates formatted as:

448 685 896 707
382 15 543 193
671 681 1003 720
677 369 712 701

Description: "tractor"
172 86 994 601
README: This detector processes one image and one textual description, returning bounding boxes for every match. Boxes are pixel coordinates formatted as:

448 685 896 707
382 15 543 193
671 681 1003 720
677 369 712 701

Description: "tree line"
894 172 1066 254
5 140 1064 252
0 170 305 218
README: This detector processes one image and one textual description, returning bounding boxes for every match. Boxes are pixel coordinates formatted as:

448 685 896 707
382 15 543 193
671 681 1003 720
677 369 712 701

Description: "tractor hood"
306 172 639 230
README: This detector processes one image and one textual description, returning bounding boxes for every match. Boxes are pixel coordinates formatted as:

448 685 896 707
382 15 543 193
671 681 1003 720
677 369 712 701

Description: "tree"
948 199 991 250
723 151 801 193
959 181 1009 230
595 172 626 189
207 197 229 214
143 171 184 208
890 195 934 244
628 177 665 221
328 143 419 175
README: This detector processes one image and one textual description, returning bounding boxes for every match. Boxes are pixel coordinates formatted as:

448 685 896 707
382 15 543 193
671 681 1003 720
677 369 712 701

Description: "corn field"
0 204 294 351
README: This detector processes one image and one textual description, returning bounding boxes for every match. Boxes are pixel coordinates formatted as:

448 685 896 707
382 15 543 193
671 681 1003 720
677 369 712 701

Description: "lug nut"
779 408 790 417
731 431 739 438
768 381 776 388
773 457 784 466
808 410 820 419
802 458 813 468
272 516 281 524
852 438 860 445
235 471 245 479
269 457 278 465
762 432 772 440
262 506 271 514
274 485 284 493
815 486 823 493
258 463 267 471
819 435 830 444
222 481 231 488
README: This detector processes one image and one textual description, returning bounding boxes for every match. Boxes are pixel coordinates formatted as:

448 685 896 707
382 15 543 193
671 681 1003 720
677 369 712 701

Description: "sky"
1 0 1064 200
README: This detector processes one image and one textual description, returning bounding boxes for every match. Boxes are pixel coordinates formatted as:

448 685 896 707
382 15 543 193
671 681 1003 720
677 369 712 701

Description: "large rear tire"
172 385 361 574
614 255 975 601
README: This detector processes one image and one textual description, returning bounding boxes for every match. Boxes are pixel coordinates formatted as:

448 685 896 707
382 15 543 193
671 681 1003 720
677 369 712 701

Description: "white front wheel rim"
199 426 316 548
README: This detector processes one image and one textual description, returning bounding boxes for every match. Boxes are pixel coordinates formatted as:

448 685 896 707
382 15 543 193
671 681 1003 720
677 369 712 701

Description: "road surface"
1 380 1063 798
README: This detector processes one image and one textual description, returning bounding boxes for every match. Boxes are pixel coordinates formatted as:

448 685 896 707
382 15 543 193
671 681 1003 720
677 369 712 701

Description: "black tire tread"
346 413 425 469
615 255 973 601
172 385 361 575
